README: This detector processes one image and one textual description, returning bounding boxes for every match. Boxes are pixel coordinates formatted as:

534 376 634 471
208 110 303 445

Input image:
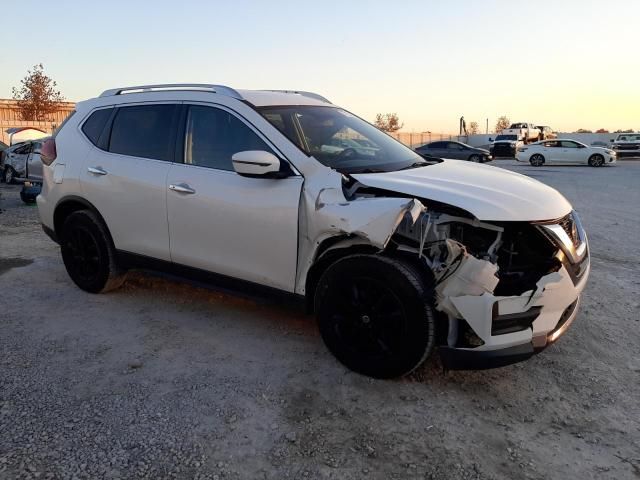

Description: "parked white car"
516 139 617 167
36 84 590 378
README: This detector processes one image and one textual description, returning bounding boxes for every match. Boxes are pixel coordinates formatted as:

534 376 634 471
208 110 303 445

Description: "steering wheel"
338 147 358 159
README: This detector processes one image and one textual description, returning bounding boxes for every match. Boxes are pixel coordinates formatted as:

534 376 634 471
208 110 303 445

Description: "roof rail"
261 90 332 104
99 83 243 100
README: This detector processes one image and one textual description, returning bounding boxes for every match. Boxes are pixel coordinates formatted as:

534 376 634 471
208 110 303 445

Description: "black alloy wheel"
315 255 436 379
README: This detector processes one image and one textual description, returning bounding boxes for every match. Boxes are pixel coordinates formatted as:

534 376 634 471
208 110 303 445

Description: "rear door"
421 141 446 157
26 141 43 182
79 103 178 261
166 103 303 291
445 142 465 159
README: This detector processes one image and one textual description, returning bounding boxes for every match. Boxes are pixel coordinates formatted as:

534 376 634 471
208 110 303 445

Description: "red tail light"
40 138 57 165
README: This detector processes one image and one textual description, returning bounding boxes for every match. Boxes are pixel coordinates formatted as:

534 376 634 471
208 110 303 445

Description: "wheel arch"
304 236 379 313
53 196 114 246
303 235 436 314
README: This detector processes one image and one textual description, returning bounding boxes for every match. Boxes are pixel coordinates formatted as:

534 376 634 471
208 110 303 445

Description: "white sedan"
516 139 617 167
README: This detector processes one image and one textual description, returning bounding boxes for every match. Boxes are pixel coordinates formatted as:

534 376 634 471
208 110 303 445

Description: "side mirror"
232 150 282 178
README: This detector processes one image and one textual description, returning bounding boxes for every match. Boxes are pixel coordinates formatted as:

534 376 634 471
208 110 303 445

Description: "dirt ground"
1 160 639 480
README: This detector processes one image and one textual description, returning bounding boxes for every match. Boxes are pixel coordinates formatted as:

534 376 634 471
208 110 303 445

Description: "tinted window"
109 104 177 161
185 105 274 171
447 142 462 150
427 142 446 149
560 141 578 148
82 108 112 146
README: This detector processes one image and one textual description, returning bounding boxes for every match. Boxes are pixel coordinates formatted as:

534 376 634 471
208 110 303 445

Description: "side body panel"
166 164 303 291
80 148 172 261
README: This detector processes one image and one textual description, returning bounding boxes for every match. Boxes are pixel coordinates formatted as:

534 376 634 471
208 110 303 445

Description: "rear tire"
314 254 436 379
588 154 605 167
529 154 545 167
60 210 127 293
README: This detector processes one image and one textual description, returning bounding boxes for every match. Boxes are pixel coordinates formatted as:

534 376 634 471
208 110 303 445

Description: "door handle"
169 183 196 194
87 166 108 175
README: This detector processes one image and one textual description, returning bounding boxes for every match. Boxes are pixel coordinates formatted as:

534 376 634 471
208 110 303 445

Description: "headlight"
538 210 587 264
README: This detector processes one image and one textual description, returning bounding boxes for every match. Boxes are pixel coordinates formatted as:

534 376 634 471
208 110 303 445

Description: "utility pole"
486 118 489 134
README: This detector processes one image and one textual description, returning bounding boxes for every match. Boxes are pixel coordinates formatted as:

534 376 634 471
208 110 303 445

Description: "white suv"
37 84 590 378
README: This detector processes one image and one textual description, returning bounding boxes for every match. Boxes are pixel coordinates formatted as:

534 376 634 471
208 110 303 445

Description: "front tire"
60 210 127 293
314 255 436 379
529 154 545 166
3 166 16 184
588 154 605 167
468 154 481 163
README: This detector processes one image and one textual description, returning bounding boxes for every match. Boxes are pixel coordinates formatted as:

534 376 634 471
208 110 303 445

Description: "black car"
490 134 521 158
415 141 492 162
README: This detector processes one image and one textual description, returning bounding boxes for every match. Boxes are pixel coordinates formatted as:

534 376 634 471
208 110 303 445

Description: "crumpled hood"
351 159 572 221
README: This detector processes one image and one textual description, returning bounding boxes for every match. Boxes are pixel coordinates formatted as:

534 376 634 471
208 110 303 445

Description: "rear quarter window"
81 108 112 146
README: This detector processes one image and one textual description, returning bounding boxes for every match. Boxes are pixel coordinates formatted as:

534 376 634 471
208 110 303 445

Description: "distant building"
0 99 75 144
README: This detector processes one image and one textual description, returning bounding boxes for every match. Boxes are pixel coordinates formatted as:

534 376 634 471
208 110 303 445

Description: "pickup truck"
502 123 541 144
489 134 524 158
610 133 640 158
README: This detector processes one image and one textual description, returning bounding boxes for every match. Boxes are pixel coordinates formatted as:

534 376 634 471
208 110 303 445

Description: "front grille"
492 144 514 157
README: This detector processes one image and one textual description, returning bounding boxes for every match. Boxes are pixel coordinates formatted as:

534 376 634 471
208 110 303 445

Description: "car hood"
351 159 572 222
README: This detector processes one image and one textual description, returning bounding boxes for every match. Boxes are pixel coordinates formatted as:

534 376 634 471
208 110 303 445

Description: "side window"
184 105 274 171
109 104 177 161
446 142 461 150
560 141 578 148
82 108 112 146
429 142 444 149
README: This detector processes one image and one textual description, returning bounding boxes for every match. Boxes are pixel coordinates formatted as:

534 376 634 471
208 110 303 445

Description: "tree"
12 64 65 121
374 113 403 132
595 128 609 133
575 128 592 133
494 116 510 133
468 121 480 135
613 128 635 133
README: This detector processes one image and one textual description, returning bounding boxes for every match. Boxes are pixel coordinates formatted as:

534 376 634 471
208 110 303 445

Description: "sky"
2 0 638 133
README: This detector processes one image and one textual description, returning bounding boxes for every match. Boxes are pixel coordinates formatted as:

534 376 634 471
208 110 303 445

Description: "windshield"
617 134 640 141
495 135 517 141
258 106 428 174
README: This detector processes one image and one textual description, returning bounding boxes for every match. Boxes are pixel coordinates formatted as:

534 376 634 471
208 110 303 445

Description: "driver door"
166 104 303 292
558 140 583 163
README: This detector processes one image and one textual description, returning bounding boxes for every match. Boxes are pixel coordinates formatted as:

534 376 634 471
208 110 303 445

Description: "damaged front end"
300 170 590 371
391 208 590 370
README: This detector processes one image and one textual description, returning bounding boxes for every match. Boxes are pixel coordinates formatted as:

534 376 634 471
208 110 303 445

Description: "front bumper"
439 252 589 370
440 295 581 370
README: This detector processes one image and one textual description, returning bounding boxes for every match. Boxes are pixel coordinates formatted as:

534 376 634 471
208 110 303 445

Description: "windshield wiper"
354 168 387 174
398 161 429 171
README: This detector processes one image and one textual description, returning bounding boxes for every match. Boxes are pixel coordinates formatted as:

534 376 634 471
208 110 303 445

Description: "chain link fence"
389 132 456 148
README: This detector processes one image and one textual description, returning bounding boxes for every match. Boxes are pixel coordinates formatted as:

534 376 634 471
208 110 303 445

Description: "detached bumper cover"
440 296 581 370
